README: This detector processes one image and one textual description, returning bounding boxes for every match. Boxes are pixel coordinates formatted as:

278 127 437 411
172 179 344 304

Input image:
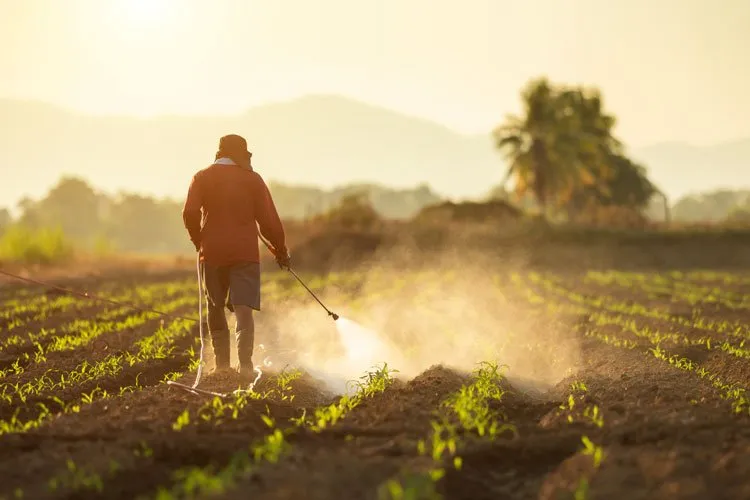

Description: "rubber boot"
210 329 231 373
236 328 255 384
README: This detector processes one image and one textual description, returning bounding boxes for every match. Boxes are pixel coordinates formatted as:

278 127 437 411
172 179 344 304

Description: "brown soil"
0 264 749 499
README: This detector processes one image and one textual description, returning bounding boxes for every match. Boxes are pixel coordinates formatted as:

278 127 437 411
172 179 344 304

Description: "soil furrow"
222 366 470 500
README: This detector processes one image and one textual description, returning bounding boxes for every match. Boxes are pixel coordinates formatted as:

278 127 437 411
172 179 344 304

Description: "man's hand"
274 247 291 269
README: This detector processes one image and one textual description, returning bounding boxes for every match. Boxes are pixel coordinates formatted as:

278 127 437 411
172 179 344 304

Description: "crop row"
550 380 607 499
525 273 750 342
512 274 750 416
377 362 515 499
0 317 196 436
0 293 197 384
582 271 750 310
0 278 195 333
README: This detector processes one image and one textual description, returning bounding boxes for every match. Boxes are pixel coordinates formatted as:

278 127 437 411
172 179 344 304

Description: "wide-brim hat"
218 134 250 157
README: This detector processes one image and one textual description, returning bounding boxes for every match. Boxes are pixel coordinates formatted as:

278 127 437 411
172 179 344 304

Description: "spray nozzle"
330 311 340 321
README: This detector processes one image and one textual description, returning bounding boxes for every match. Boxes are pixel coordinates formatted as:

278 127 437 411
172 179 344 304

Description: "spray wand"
258 233 339 321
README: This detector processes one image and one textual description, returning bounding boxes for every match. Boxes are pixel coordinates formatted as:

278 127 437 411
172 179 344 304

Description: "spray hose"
192 254 206 389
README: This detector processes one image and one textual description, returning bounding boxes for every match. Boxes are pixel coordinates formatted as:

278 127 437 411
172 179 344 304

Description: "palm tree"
493 78 610 215
559 88 622 191
568 154 655 213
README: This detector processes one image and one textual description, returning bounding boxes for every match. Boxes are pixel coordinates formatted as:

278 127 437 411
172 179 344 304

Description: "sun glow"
94 0 184 46
119 0 173 25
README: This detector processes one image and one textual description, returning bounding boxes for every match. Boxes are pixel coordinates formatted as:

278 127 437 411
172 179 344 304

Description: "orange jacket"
182 161 286 266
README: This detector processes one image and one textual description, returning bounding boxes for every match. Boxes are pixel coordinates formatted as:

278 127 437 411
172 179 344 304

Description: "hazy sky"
2 0 749 148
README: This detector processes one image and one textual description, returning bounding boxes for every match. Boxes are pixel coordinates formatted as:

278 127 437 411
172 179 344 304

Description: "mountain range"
1 95 748 210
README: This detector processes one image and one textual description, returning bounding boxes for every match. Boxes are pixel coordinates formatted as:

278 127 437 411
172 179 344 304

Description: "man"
182 134 290 383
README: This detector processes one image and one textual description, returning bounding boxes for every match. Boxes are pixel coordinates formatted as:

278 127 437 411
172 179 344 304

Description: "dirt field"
0 258 749 499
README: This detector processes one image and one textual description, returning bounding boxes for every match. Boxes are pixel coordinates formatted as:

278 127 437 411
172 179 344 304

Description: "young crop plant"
377 469 445 500
440 362 512 438
252 414 290 464
557 381 588 423
309 363 397 432
583 405 604 428
562 433 607 499
172 409 191 432
46 459 121 495
269 367 303 403
554 380 606 429
580 436 606 468
386 361 517 500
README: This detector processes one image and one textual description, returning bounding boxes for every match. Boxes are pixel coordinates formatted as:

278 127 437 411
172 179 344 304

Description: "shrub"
0 224 75 265
313 192 382 231
725 207 750 227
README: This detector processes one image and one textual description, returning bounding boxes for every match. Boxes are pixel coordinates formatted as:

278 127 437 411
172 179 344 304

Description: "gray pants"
202 262 260 369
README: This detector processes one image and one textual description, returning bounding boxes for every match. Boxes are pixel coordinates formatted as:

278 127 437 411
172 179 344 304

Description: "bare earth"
0 264 748 500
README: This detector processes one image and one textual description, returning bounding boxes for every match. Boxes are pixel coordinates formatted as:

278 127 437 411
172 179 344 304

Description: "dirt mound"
335 365 470 434
408 364 470 392
415 199 522 224
252 369 338 407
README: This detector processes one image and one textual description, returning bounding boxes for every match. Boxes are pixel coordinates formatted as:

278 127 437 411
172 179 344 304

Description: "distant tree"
0 208 11 233
494 78 605 213
672 189 750 222
16 196 40 227
17 176 102 243
494 78 567 212
316 191 381 230
103 194 188 253
493 77 651 218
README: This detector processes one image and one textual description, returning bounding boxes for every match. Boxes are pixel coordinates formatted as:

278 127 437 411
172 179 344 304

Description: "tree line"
672 189 750 223
0 177 444 255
